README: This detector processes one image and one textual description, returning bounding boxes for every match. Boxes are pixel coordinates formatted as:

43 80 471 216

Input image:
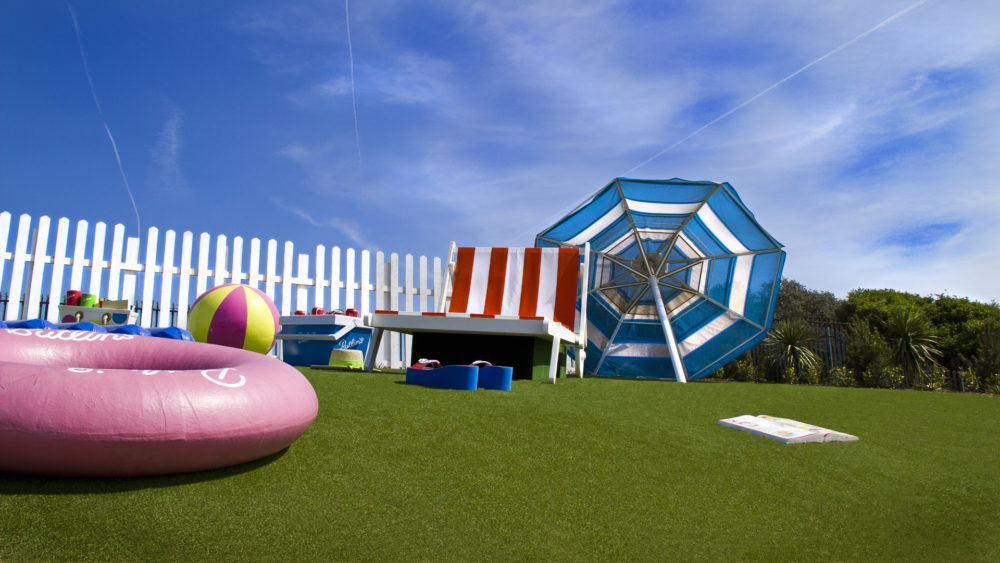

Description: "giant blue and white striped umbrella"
536 178 785 381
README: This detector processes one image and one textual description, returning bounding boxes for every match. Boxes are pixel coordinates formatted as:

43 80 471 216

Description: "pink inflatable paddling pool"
0 328 318 477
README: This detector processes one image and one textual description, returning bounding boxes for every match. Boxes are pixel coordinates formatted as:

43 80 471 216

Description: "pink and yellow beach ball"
187 284 280 354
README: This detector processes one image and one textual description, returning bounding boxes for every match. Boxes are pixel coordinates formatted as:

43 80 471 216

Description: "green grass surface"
2 372 999 561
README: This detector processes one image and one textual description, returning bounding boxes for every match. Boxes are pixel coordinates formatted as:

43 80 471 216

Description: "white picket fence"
0 211 444 368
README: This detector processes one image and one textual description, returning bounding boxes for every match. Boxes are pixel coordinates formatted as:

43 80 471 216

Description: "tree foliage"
836 288 931 325
737 280 1000 392
924 295 1000 368
774 279 840 324
837 289 999 370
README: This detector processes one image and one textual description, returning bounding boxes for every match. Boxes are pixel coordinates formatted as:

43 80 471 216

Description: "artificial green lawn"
2 371 999 561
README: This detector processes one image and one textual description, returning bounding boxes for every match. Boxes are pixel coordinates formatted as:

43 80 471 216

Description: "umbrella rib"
597 280 647 292
673 248 783 263
648 182 724 279
656 248 784 283
590 271 640 296
658 278 697 295
763 248 785 326
596 252 647 278
614 178 653 275
655 279 768 332
652 236 680 278
587 258 645 297
594 284 651 374
594 317 624 374
535 235 579 249
660 260 703 279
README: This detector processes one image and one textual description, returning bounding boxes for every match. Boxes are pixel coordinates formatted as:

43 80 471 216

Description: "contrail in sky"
624 0 929 175
67 2 141 236
345 0 362 169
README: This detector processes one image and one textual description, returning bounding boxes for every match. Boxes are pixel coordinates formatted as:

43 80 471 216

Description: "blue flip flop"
405 359 479 391
472 361 513 391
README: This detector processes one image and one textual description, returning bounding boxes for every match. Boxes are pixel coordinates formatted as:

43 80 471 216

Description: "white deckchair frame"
364 242 590 383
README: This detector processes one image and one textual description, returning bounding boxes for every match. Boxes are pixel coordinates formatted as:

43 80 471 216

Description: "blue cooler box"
277 315 372 367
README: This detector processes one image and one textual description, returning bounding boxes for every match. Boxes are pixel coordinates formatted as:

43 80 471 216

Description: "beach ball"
187 284 280 354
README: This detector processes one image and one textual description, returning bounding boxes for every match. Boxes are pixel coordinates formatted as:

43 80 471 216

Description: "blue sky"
2 0 998 302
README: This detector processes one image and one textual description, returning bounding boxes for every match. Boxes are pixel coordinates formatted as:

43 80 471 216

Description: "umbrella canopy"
536 178 785 381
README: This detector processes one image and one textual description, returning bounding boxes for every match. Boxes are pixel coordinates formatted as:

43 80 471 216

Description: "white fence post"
120 237 140 307
158 230 176 328
314 245 326 311
374 250 387 368
5 214 32 321
231 236 244 285
419 256 428 313
388 253 400 368
330 246 342 311
264 239 278 306
345 248 356 311
213 235 228 288
68 219 88 295
139 227 159 327
24 216 50 320
176 231 195 328
0 212 11 299
87 222 107 297
196 233 210 298
360 250 371 317
45 217 71 322
107 223 126 302
295 252 309 313
281 241 294 315
248 238 262 290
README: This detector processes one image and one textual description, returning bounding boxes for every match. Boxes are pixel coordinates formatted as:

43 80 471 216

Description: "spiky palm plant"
880 309 940 387
765 320 821 381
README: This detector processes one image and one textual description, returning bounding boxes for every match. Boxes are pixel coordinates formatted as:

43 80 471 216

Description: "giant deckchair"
364 242 590 383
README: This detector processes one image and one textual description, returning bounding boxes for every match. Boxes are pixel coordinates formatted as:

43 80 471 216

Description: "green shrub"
846 320 891 384
957 367 978 392
826 366 854 387
718 358 745 381
962 320 1000 393
731 359 765 383
799 362 822 385
861 365 904 389
913 365 946 391
779 364 797 384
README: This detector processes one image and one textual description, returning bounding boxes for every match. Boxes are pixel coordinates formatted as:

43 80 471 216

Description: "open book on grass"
718 414 859 444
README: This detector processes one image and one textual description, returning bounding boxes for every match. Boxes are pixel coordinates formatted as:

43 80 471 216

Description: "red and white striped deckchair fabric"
374 247 581 329
445 247 580 329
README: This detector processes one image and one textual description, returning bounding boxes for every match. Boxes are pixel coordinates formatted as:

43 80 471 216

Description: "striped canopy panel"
536 178 785 380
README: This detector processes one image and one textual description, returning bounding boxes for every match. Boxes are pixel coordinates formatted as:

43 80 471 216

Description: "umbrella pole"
649 277 688 383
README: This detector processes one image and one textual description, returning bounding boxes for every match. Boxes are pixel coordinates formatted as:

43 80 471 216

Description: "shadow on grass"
0 448 288 495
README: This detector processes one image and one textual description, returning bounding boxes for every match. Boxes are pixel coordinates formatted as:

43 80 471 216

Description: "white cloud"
270 197 376 250
147 105 190 195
